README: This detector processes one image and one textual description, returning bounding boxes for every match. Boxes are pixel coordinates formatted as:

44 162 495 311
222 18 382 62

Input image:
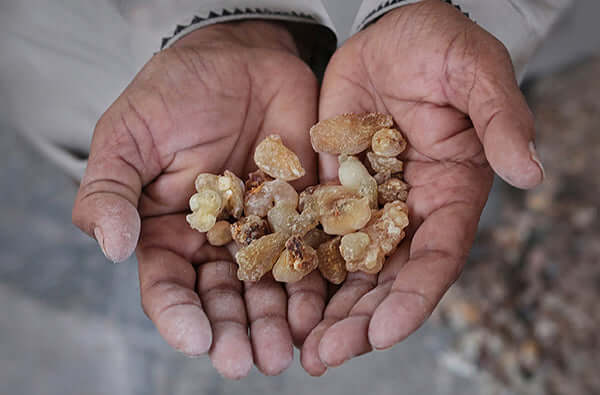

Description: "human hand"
300 0 544 375
72 21 320 378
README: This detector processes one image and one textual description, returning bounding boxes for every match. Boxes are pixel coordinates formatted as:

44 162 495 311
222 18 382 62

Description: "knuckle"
140 279 201 321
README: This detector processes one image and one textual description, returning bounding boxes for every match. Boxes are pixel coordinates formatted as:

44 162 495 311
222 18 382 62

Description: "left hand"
300 0 544 375
71 21 320 379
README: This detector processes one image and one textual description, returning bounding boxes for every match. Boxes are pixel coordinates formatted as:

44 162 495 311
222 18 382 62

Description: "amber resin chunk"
187 112 410 282
254 134 306 181
315 186 372 235
317 237 347 284
187 171 245 232
272 235 319 283
340 232 370 263
338 155 378 208
378 178 409 205
206 221 233 246
245 169 272 192
366 151 404 174
231 215 270 247
310 112 393 155
244 179 298 218
371 128 407 157
236 232 287 281
345 201 409 274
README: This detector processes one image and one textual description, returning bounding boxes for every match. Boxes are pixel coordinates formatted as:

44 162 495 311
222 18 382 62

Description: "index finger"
137 214 215 356
367 159 492 349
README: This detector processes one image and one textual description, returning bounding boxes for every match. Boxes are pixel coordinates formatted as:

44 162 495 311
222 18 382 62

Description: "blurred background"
1 1 598 394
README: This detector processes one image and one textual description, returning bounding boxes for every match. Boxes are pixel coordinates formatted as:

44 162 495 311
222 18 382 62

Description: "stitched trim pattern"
160 8 317 49
357 0 471 31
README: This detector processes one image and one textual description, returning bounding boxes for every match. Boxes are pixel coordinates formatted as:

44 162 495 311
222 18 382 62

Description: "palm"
74 22 319 378
300 1 539 375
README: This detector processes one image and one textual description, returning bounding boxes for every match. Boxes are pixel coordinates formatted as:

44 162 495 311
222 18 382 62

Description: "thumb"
317 42 377 183
444 33 544 189
72 114 149 263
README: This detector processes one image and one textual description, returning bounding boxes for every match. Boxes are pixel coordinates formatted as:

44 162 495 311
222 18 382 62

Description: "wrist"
172 20 299 57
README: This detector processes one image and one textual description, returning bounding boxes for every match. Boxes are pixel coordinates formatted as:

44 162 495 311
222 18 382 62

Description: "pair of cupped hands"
72 1 543 379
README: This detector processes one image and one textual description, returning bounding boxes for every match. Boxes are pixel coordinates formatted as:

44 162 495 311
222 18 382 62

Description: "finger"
379 100 482 164
244 274 293 376
441 30 544 189
247 57 319 190
137 216 212 356
300 319 334 376
300 272 377 375
368 198 482 350
198 261 253 380
285 270 327 347
73 105 161 262
318 153 339 184
318 288 385 367
317 244 410 367
318 46 378 182
138 159 214 218
318 36 378 123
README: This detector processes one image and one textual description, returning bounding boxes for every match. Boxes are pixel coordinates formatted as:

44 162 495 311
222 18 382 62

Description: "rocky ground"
435 56 600 395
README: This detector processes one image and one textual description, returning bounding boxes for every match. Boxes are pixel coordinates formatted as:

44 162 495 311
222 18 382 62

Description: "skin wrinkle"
75 1 539 375
156 299 203 322
153 90 176 163
336 275 378 290
288 288 327 302
74 20 317 377
142 286 202 321
111 150 144 188
139 190 189 218
142 281 200 318
138 130 245 217
191 249 232 267
375 288 430 319
480 106 504 148
168 47 202 83
410 188 486 224
120 111 146 172
405 160 491 188
210 319 247 329
79 178 138 205
325 285 376 317
358 37 388 116
302 0 533 372
162 133 242 172
224 63 252 174
200 287 244 301
78 189 137 216
140 268 197 295
335 72 374 111
124 93 164 173
140 240 196 263
348 284 393 314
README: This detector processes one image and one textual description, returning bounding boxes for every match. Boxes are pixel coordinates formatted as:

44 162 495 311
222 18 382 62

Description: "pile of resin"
186 113 410 284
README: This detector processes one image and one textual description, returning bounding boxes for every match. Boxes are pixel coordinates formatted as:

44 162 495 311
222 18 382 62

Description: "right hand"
300 0 544 375
72 21 320 379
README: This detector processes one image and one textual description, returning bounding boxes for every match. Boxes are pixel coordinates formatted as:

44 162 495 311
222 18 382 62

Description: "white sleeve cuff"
161 1 336 49
352 0 573 81
157 1 338 75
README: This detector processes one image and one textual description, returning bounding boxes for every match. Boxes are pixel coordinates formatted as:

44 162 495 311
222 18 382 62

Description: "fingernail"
529 141 545 181
93 227 108 258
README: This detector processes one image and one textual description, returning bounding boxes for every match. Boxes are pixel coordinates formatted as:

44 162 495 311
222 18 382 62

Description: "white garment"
353 0 574 81
0 0 570 179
